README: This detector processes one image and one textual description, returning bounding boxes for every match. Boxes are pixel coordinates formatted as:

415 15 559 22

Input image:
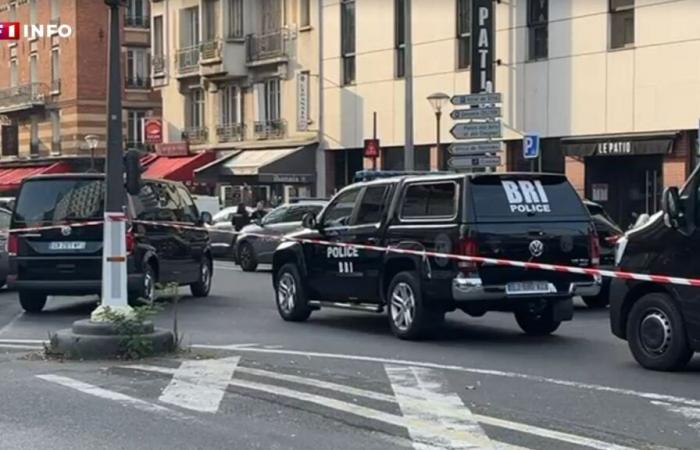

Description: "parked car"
0 207 11 288
272 173 600 339
235 201 326 272
8 174 213 313
582 200 624 308
611 168 700 371
208 205 259 258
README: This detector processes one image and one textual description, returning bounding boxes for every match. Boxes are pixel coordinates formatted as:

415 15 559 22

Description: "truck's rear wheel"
387 271 443 340
515 307 561 336
275 263 311 322
19 292 47 313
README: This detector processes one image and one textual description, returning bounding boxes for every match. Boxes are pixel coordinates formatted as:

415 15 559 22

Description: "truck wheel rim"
278 273 296 314
391 282 415 332
639 309 671 355
240 245 252 267
144 270 155 304
201 262 211 291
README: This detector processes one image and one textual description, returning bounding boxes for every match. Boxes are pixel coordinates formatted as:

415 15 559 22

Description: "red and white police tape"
9 219 700 288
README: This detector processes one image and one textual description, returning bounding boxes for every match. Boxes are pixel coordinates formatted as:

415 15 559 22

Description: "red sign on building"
364 139 380 159
155 142 189 157
144 118 163 144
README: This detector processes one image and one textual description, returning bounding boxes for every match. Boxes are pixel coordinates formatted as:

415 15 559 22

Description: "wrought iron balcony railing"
216 123 246 143
152 55 166 75
183 126 208 144
125 14 150 28
200 39 222 62
253 120 286 140
0 82 49 113
176 46 200 74
246 30 287 63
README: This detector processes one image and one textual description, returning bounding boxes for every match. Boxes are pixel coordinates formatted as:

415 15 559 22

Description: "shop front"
561 131 692 229
194 144 317 208
141 143 217 194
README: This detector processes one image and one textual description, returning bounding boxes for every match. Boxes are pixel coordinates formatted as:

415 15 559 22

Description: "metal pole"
436 110 441 170
315 0 326 197
372 111 377 170
403 0 414 171
101 0 128 308
90 147 95 172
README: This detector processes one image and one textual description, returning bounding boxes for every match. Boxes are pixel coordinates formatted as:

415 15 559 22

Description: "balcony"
152 55 166 76
126 76 151 89
254 120 286 140
183 126 208 145
176 46 200 75
200 39 222 63
125 14 150 29
0 83 49 113
216 123 246 143
246 31 287 64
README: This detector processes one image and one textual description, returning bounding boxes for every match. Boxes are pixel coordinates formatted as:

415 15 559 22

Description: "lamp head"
85 134 99 150
427 92 450 114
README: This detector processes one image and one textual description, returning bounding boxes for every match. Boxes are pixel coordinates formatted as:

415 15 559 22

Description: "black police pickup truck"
272 173 600 339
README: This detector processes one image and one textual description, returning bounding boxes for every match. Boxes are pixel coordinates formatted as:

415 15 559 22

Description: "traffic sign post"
523 133 540 173
448 141 502 156
450 122 501 140
448 91 502 172
450 93 502 106
448 156 501 170
450 107 501 121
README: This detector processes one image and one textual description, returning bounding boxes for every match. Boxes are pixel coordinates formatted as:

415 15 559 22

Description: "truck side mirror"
302 212 317 230
124 150 142 196
662 186 682 228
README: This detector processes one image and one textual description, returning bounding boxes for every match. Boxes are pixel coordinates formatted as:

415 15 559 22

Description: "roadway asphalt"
0 262 698 450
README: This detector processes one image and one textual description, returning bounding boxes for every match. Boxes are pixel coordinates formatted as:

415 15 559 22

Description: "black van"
610 170 700 371
7 174 213 313
273 173 600 339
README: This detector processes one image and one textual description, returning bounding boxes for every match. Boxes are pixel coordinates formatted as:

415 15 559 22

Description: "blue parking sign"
523 134 540 159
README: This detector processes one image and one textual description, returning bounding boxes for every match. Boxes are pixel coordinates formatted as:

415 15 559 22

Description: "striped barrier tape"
8 219 700 288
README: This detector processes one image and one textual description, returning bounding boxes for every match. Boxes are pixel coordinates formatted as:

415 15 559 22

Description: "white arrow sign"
448 142 502 155
450 107 501 120
451 93 502 106
450 122 501 139
448 156 501 169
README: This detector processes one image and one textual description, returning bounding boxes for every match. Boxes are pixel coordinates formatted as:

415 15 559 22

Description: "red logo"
144 118 163 144
0 22 20 40
364 139 380 159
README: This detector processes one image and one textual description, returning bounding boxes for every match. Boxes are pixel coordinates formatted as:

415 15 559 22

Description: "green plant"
98 303 163 359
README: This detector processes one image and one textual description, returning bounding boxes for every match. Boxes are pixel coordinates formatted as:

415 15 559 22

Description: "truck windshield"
13 179 105 228
470 175 588 222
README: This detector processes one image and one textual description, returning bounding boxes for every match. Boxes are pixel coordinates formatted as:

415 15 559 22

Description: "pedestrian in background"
251 201 267 222
232 203 250 232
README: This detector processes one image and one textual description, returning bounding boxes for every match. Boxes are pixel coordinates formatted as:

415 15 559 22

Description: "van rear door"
467 174 595 290
11 177 105 281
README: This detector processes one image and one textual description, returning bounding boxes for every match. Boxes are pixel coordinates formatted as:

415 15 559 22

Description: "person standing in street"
251 201 267 222
232 203 250 232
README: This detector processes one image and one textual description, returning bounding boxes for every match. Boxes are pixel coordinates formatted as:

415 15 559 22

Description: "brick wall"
565 156 585 198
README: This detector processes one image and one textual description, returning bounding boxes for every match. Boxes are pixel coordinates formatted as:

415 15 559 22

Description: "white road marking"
386 365 493 449
37 374 189 421
0 343 43 350
159 356 240 413
652 401 700 432
0 338 46 344
192 344 700 408
0 313 23 336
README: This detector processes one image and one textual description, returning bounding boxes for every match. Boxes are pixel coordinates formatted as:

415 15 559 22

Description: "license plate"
506 281 553 295
49 241 86 251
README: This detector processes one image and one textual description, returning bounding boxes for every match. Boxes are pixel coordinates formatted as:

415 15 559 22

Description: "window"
50 110 60 154
29 0 36 25
180 7 200 47
300 0 310 28
356 186 389 224
51 48 60 91
341 0 356 85
203 0 219 41
134 182 178 222
186 88 205 128
286 205 323 222
126 48 150 88
10 59 17 88
400 182 457 219
220 85 241 125
227 0 244 39
153 16 164 58
14 179 105 227
528 0 548 60
610 0 634 49
127 110 146 148
262 206 288 225
50 0 59 21
174 185 199 223
256 79 281 123
322 188 360 228
30 54 37 83
126 0 149 28
10 2 16 21
30 115 39 156
0 210 11 230
456 0 471 69
395 0 405 78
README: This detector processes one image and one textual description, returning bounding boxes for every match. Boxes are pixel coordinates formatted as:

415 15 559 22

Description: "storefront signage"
364 139 380 159
297 71 310 132
259 174 314 184
144 117 163 144
471 0 494 93
597 141 632 155
156 142 189 157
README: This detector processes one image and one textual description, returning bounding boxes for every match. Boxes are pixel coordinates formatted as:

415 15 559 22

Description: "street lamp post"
427 92 450 170
85 134 99 172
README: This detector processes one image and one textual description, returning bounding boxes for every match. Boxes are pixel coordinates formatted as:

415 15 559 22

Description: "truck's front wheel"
19 292 47 313
387 271 443 340
515 306 561 336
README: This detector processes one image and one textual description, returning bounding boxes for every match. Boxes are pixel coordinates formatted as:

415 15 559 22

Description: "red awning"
139 153 159 167
0 161 72 190
142 152 216 182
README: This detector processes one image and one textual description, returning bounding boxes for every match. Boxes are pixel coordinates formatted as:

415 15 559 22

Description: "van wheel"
190 257 213 298
238 242 258 272
19 292 47 313
130 263 157 306
387 271 443 340
626 293 693 371
515 307 561 336
275 263 311 322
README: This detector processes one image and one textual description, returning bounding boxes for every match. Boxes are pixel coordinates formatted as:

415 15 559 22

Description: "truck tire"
275 263 312 322
190 256 213 298
515 307 561 336
129 262 157 306
238 241 258 272
387 271 443 340
626 293 693 371
19 292 47 313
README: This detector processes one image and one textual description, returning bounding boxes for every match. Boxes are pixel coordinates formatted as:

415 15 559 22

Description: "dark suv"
8 174 213 313
272 173 600 339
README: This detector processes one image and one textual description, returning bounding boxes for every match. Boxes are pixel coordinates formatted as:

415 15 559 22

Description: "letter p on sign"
523 134 540 160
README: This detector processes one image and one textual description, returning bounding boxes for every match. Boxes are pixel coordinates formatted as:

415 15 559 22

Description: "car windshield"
13 179 105 227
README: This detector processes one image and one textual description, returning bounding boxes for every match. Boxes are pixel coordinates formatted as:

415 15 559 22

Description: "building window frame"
9 59 17 88
527 0 548 61
299 0 311 29
186 88 206 130
609 0 634 50
340 0 356 86
203 0 219 42
50 48 60 94
125 0 150 29
126 110 147 150
50 0 60 22
30 115 39 156
226 0 244 40
126 47 151 88
29 0 37 25
456 0 471 69
264 79 281 123
395 0 405 79
180 6 201 48
29 53 37 84
219 84 241 126
50 110 60 155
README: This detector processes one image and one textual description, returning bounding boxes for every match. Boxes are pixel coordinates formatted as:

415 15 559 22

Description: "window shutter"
253 83 265 122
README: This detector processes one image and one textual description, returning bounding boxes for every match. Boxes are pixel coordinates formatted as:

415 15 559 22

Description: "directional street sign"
451 93 502 106
450 107 501 121
448 156 501 170
448 141 502 156
450 121 501 139
523 134 540 159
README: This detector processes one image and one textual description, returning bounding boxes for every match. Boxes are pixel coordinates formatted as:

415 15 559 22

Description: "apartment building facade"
151 0 319 205
322 0 700 228
0 0 160 193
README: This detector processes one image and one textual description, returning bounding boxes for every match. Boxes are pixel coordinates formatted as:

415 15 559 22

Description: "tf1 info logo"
0 22 73 40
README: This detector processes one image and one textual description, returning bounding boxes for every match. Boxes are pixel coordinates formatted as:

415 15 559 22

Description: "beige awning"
224 147 302 175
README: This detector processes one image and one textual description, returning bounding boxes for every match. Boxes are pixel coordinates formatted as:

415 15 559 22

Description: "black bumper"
609 278 630 339
9 274 145 296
